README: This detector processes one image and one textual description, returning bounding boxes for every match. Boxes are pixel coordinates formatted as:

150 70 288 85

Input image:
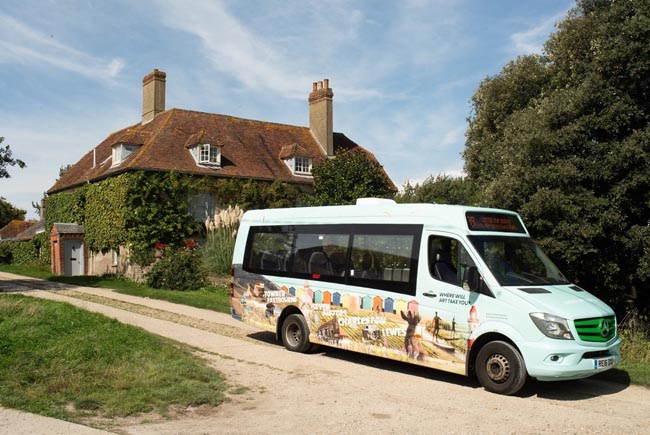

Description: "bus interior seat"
309 251 332 275
433 250 457 284
260 252 280 271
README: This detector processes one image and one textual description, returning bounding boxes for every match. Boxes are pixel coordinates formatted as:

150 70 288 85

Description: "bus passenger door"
415 232 479 374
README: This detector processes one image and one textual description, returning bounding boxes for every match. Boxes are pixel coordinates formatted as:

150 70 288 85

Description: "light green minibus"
230 198 621 395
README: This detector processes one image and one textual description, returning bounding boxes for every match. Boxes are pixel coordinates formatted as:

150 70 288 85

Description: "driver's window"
428 236 474 288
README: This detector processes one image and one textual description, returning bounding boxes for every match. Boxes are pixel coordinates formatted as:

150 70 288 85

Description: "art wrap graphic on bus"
231 267 480 375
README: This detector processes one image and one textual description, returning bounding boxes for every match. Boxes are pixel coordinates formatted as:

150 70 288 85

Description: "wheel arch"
467 332 524 378
276 305 303 341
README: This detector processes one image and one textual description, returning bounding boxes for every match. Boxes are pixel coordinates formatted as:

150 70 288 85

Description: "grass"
0 263 231 314
0 294 228 423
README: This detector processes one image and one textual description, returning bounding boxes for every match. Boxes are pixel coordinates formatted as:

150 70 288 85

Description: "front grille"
574 316 616 342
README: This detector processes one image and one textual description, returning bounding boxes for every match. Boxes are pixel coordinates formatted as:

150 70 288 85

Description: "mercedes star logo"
600 319 612 338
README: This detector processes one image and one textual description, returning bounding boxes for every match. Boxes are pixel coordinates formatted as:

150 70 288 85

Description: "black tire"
475 341 527 395
281 314 311 353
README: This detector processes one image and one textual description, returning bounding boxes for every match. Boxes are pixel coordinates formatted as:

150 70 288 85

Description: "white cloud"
0 12 124 81
509 10 567 55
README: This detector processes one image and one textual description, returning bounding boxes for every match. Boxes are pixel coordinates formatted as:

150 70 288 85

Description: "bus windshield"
468 235 569 286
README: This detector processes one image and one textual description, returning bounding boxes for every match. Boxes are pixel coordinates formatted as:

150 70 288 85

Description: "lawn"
0 294 228 424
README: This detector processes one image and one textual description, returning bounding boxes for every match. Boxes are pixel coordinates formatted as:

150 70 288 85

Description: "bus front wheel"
281 314 311 353
475 341 527 395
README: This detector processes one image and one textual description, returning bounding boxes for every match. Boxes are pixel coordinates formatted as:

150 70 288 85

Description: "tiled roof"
279 143 313 159
0 220 37 240
14 220 45 241
48 109 393 193
51 223 85 234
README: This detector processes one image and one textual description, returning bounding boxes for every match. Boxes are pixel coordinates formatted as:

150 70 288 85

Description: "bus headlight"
530 313 574 340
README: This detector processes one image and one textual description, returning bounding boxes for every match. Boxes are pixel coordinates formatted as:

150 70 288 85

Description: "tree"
311 149 394 205
0 137 26 178
0 197 26 228
463 0 650 316
396 174 479 205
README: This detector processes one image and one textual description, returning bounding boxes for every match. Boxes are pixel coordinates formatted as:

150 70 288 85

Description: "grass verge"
0 263 231 314
0 294 228 423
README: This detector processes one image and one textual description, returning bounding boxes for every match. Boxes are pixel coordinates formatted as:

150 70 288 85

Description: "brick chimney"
309 79 334 156
142 69 166 124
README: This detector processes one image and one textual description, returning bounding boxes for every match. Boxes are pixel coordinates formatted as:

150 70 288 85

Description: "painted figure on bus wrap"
401 310 423 359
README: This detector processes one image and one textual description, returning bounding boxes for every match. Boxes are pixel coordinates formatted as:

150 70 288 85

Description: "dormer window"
279 143 314 177
111 143 140 166
199 143 221 165
294 157 312 175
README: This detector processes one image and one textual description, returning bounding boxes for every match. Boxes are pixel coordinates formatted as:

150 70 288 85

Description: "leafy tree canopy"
311 150 394 205
463 0 650 315
0 137 26 179
0 197 26 228
396 174 479 205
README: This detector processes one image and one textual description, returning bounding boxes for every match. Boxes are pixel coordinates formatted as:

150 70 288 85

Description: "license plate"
594 356 614 369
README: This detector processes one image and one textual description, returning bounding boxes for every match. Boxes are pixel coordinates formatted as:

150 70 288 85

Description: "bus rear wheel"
281 314 311 353
475 341 527 395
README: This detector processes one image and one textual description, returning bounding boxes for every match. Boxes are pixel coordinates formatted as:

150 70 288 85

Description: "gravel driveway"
1 271 649 434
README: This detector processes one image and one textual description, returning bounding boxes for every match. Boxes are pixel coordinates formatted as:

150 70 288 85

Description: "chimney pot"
313 82 317 91
142 69 166 124
324 79 329 89
318 80 323 90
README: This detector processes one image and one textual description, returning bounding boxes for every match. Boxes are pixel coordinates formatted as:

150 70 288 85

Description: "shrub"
201 205 244 275
146 247 207 291
0 241 12 264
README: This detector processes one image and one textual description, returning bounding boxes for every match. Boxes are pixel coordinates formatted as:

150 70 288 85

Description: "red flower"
154 243 167 249
185 240 199 247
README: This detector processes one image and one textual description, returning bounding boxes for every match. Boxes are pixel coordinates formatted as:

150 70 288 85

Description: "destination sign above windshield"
466 212 526 233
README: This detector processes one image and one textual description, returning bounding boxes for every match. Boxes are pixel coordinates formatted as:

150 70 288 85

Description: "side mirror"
464 266 494 297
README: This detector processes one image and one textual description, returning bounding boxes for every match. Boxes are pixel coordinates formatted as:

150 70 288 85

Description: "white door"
64 239 84 276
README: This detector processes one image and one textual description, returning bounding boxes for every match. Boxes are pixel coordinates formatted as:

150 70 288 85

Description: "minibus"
230 198 621 395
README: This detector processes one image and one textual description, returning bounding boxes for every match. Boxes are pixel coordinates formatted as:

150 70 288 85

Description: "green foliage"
0 295 227 421
463 0 650 316
0 242 11 263
311 149 393 205
199 177 305 210
85 174 130 253
146 247 208 291
0 137 26 179
397 174 480 205
125 172 200 264
0 197 26 228
0 233 49 266
7 241 38 265
44 187 87 232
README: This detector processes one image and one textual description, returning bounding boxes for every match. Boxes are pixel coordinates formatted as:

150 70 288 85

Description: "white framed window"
294 157 312 175
111 144 139 166
198 144 221 166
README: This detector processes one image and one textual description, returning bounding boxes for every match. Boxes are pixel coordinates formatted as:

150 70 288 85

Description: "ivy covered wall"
44 171 304 265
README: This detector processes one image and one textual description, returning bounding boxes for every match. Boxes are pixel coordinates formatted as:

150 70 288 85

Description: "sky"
0 0 574 220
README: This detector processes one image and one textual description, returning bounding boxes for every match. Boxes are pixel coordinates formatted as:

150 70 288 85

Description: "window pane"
295 157 312 174
293 232 349 278
351 234 414 283
209 146 219 163
248 232 294 273
429 236 474 287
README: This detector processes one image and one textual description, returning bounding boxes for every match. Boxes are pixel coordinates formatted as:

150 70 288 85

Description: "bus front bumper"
523 336 622 382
